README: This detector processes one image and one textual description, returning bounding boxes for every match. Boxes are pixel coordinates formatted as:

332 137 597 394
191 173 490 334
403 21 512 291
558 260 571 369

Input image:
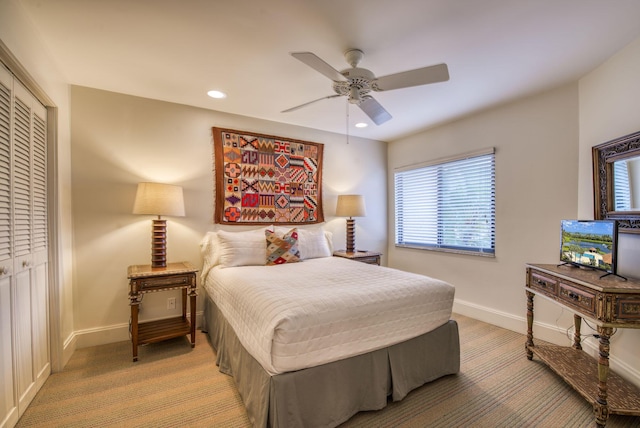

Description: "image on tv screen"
560 220 615 272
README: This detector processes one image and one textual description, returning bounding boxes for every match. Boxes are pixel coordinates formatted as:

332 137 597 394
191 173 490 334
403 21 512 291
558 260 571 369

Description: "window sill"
395 244 495 258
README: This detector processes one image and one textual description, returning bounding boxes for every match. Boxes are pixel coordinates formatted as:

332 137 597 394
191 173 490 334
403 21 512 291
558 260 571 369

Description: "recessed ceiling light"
355 122 368 128
207 90 227 99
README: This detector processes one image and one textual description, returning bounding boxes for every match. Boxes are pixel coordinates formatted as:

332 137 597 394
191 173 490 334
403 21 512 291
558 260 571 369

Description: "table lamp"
336 194 366 253
133 182 185 268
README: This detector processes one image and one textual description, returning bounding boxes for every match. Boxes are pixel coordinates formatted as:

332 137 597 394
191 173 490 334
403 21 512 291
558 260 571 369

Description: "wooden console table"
127 262 198 362
525 263 640 427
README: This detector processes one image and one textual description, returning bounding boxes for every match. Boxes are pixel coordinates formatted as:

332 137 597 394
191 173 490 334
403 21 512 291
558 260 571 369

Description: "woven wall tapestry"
213 127 324 225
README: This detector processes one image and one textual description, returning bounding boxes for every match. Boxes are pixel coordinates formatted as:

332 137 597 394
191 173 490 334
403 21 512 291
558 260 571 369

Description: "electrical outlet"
167 297 176 310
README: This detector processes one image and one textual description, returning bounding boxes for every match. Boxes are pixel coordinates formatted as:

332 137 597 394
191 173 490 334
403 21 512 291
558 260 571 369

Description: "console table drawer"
529 272 558 295
558 282 596 314
617 296 640 321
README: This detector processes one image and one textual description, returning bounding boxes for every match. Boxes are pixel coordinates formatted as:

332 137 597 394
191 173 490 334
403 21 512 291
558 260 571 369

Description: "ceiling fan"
282 49 449 125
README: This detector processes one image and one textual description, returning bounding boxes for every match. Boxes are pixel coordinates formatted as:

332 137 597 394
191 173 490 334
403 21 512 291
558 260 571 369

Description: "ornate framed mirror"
592 130 640 233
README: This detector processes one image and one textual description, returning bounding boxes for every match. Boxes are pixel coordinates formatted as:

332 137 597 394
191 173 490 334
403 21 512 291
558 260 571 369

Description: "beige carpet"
16 314 640 427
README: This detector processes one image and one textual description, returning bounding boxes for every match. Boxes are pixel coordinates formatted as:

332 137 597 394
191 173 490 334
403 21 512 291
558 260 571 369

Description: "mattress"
203 256 455 375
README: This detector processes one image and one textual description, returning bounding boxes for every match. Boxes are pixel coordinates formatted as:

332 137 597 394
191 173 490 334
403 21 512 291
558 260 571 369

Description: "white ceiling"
20 0 640 142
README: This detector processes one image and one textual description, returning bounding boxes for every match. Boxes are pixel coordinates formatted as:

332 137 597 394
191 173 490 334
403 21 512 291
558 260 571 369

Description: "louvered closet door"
30 94 49 392
0 62 50 428
12 79 50 417
0 64 18 428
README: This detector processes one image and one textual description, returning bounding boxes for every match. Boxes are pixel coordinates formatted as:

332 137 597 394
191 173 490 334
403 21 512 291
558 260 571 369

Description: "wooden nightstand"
127 261 198 362
333 250 382 266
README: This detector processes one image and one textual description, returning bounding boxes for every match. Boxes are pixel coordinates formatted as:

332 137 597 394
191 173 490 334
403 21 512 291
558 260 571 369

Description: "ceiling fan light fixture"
348 86 361 104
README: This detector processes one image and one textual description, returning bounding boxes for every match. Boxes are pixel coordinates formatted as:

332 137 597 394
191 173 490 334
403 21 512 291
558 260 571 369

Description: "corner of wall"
62 332 77 369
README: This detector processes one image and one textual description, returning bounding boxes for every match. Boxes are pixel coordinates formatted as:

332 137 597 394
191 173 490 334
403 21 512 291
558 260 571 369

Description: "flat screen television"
560 219 619 278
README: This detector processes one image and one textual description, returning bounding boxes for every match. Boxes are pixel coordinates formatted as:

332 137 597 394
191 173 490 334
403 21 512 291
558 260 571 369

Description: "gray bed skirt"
203 291 460 428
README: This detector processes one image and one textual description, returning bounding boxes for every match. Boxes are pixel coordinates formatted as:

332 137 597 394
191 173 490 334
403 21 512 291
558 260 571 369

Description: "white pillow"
200 231 220 262
200 231 220 279
274 226 332 259
298 228 332 259
216 228 268 267
322 230 334 255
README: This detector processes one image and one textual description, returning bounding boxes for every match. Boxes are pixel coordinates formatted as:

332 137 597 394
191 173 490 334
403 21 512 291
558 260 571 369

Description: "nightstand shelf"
333 250 382 265
137 317 192 345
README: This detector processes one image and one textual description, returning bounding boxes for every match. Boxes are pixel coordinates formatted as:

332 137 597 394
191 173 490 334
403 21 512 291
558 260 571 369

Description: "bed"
200 227 460 427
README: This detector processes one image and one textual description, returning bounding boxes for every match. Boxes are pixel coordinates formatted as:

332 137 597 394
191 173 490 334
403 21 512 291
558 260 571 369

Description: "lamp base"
346 218 356 253
151 218 167 268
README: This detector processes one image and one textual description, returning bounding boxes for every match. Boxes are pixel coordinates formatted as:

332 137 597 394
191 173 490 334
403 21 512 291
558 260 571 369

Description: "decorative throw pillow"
265 228 300 265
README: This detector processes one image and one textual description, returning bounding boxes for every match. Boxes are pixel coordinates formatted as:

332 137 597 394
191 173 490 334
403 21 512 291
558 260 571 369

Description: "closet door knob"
0 266 8 275
22 260 30 268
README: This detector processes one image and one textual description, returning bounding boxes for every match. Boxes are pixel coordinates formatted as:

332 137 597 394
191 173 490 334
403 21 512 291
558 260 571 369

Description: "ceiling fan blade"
374 63 449 91
281 94 342 113
291 52 347 82
359 96 392 125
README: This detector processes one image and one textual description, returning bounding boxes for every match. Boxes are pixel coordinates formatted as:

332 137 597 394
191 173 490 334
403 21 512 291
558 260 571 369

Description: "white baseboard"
453 298 640 388
67 311 204 351
72 323 131 349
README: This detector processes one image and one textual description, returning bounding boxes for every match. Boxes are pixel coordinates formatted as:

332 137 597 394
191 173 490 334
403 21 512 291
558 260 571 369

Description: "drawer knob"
534 278 549 288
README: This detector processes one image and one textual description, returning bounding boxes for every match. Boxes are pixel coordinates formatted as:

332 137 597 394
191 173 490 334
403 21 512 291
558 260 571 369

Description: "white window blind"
613 160 631 211
394 150 495 255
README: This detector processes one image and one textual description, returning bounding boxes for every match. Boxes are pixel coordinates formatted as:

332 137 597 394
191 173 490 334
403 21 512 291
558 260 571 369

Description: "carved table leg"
572 314 582 350
129 290 141 362
181 287 187 320
526 290 534 360
595 326 613 427
189 287 197 348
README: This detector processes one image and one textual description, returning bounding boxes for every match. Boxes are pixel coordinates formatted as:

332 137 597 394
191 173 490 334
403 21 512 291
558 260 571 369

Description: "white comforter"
204 257 455 375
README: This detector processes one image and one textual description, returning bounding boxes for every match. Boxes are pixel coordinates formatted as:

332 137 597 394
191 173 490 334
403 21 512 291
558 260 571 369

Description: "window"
394 149 495 255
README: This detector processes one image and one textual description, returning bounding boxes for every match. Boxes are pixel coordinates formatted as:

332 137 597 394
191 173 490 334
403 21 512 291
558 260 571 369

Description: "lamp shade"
133 182 185 217
336 194 366 217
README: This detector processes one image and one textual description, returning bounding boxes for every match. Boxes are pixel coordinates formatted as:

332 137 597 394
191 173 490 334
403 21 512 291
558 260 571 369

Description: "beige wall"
578 35 640 383
388 83 579 320
69 86 387 344
0 0 75 369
